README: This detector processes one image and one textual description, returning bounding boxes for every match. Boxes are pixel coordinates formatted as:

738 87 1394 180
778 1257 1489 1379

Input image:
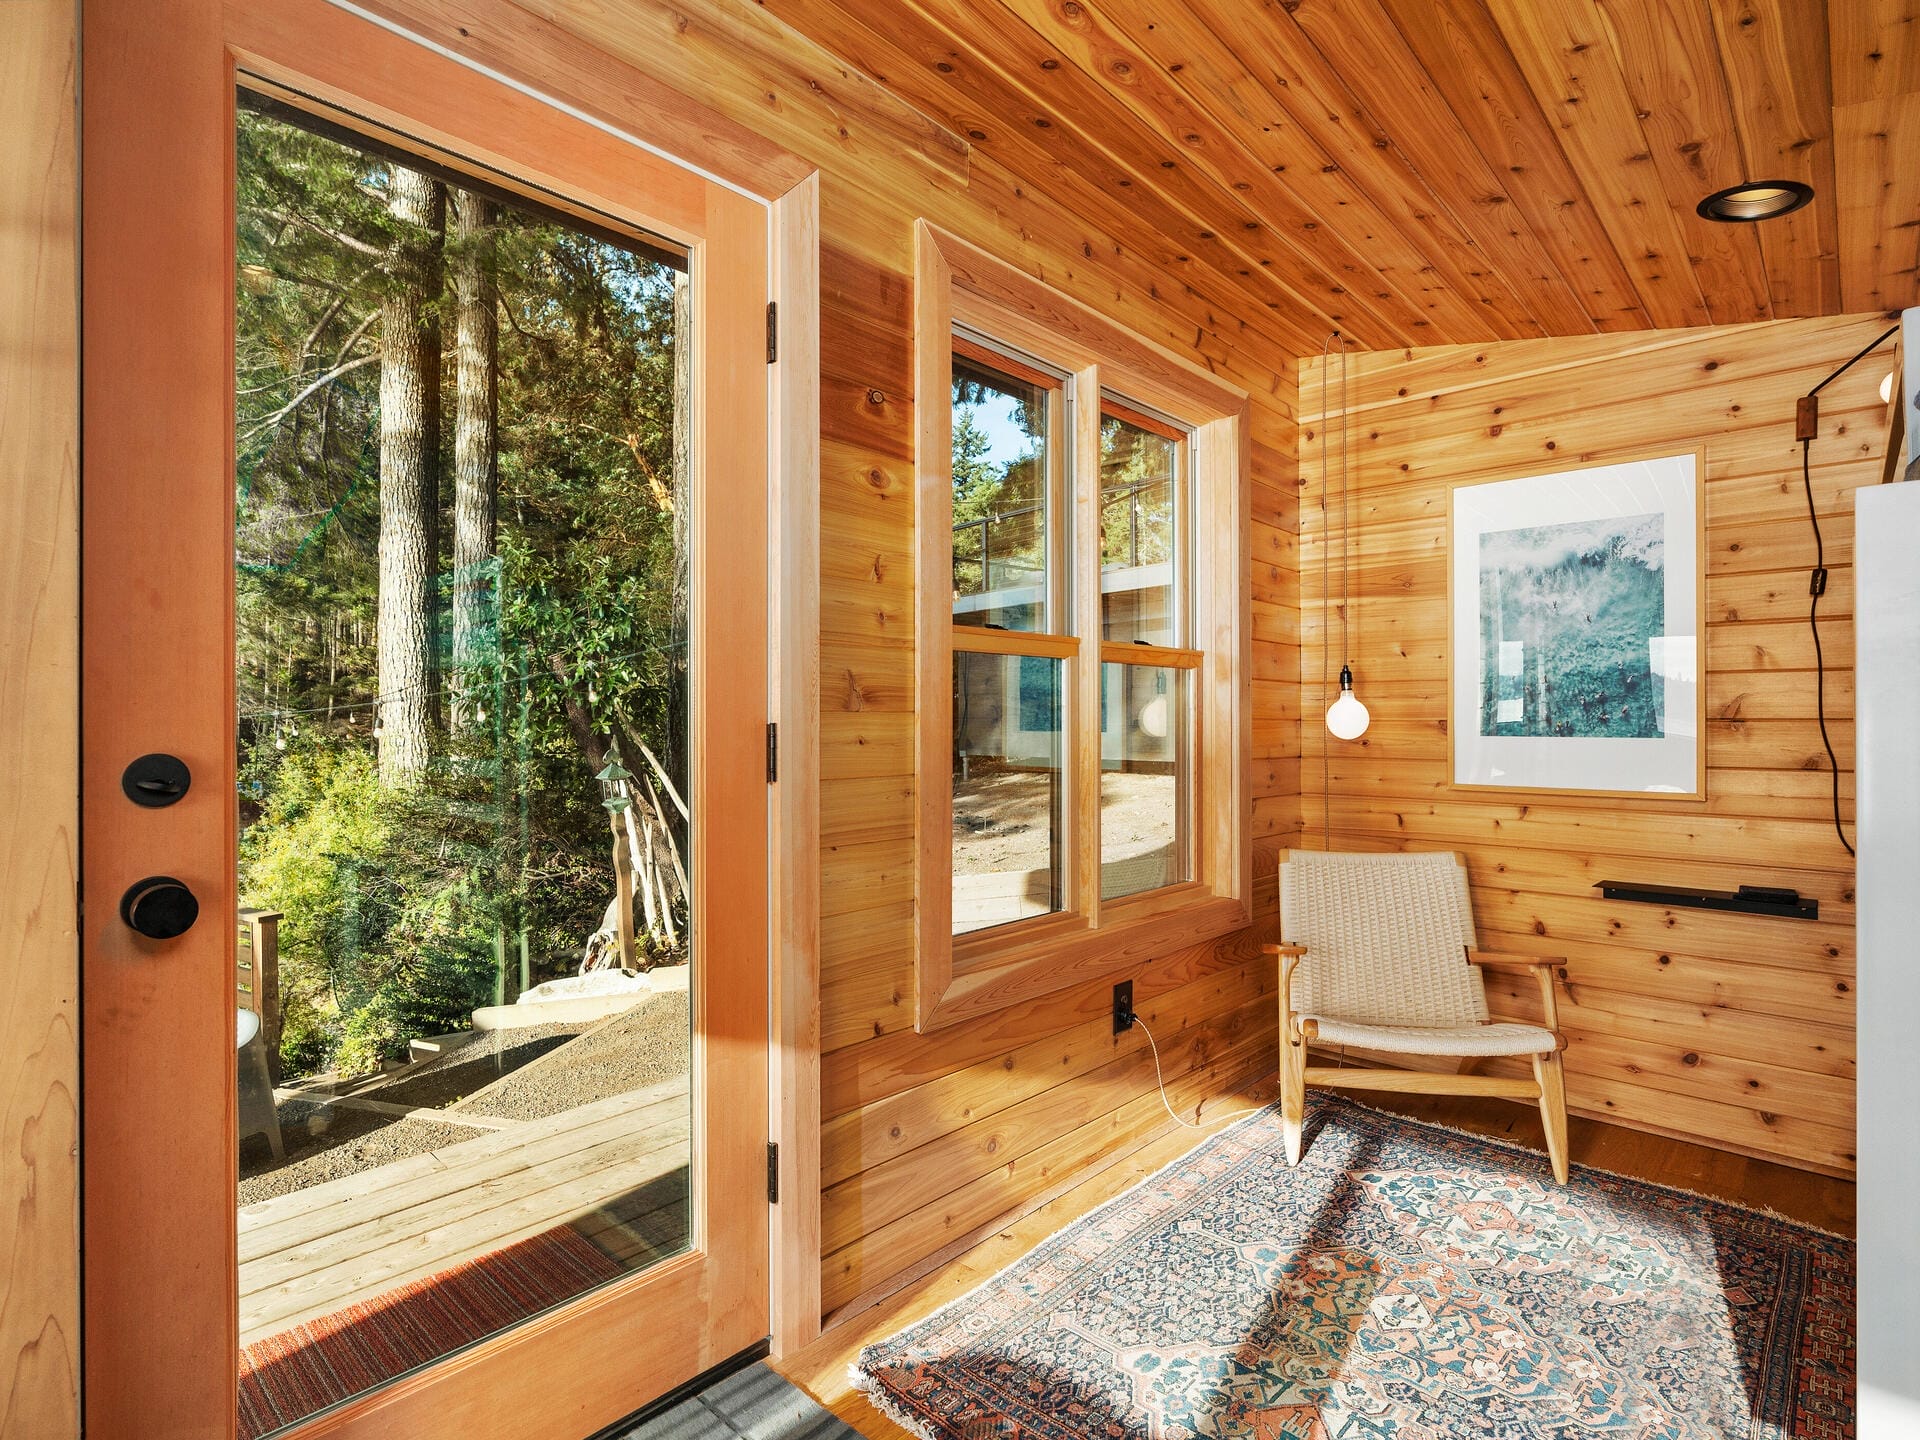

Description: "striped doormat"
238 1223 624 1438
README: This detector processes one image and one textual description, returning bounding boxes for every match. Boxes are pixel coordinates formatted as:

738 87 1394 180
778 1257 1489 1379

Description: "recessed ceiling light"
1697 180 1814 222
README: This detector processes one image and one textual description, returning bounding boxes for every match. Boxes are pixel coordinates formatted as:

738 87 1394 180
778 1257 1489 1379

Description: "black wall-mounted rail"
1594 881 1819 921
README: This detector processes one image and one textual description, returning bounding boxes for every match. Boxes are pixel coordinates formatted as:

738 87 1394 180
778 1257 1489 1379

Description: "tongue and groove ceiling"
764 0 1920 352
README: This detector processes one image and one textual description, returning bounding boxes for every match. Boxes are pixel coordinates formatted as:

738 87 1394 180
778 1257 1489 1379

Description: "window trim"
913 220 1252 1033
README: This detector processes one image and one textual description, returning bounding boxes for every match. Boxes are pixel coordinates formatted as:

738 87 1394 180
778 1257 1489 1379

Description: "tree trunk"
667 269 693 823
449 187 498 729
376 165 443 783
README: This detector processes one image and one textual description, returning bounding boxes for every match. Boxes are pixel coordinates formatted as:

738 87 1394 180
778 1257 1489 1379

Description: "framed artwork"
1448 450 1704 798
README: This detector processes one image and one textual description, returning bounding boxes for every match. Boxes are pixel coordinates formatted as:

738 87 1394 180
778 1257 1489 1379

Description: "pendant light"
1321 332 1369 742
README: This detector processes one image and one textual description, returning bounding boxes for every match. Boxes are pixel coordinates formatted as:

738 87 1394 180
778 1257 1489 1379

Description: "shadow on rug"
853 1095 1854 1440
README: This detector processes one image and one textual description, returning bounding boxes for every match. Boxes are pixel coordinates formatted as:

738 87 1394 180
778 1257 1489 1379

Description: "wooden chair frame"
1264 941 1572 1183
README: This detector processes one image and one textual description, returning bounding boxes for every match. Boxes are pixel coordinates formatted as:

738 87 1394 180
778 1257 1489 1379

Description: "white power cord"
1132 1013 1271 1131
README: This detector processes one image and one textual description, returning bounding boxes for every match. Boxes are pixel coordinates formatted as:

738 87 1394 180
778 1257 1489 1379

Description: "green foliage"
950 408 1004 527
234 96 692 1077
242 741 528 1076
1097 417 1175 571
950 372 1047 597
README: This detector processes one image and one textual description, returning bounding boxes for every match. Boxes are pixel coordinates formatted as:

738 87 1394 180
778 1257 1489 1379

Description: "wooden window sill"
921 889 1251 1032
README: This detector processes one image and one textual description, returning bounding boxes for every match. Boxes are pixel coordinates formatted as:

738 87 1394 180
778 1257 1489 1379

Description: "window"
914 222 1251 1032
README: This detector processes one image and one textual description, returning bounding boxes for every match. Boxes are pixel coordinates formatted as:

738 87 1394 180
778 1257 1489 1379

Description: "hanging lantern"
597 745 633 815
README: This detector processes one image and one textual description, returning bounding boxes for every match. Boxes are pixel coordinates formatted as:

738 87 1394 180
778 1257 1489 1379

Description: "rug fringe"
1315 1093 1854 1243
848 1359 945 1440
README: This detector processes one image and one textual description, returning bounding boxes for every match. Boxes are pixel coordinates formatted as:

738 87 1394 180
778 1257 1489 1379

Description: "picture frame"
1448 449 1705 799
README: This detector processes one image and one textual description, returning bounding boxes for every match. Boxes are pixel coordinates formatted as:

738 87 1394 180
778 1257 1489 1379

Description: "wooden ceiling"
765 0 1920 353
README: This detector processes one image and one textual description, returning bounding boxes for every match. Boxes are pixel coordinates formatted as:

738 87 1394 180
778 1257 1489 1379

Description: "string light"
236 639 683 725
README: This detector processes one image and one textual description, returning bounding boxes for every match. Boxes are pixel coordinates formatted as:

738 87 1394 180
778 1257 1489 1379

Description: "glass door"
82 6 770 1438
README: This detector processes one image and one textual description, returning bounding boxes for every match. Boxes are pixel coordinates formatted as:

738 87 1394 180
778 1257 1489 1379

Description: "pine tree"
375 164 443 782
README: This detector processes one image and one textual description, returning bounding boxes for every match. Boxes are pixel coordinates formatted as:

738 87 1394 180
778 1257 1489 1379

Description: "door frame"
78 1 822 1434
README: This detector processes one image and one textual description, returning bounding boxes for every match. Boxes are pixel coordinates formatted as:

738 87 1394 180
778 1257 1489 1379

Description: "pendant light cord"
1318 334 1334 848
1318 332 1355 849
1340 337 1352 681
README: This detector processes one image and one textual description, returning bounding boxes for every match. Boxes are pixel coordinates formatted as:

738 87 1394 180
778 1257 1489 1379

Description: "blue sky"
957 393 1042 473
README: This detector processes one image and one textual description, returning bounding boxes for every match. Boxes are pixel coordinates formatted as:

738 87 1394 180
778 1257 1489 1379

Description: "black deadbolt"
122 753 191 808
120 876 199 940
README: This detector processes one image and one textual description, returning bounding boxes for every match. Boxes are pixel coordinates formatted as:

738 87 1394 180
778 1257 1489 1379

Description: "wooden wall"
1297 313 1887 1177
0 0 82 1430
351 0 1303 1323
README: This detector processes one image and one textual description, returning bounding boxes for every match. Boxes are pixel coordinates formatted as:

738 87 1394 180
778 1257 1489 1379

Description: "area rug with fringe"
852 1095 1854 1440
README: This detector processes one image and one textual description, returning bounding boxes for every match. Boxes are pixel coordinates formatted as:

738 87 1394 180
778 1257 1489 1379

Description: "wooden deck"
237 1074 690 1346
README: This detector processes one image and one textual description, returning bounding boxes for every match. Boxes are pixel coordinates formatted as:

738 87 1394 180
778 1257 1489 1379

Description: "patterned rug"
853 1096 1854 1440
238 1222 625 1438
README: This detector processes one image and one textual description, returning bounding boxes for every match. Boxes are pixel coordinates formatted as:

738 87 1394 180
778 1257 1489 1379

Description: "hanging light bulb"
1326 664 1370 741
587 684 598 704
1321 332 1371 744
474 704 487 723
274 732 287 751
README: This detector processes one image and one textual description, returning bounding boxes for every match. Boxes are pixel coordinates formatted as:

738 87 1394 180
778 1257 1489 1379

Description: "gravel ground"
955 766 1177 875
373 1021 590 1110
238 1101 480 1207
236 992 691 1205
454 991 690 1123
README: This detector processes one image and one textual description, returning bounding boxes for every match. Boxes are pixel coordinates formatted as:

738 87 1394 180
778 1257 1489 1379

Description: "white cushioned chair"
1263 849 1571 1182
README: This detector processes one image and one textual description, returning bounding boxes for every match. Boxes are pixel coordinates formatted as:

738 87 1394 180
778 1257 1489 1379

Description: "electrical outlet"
1112 979 1134 1036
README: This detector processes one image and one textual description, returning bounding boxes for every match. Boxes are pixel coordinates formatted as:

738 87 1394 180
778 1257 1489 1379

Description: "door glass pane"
234 92 693 1436
952 651 1065 934
951 350 1056 632
1099 409 1181 646
1100 663 1189 900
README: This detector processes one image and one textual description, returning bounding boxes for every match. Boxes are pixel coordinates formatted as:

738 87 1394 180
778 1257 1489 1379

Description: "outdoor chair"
1264 849 1571 1182
238 1007 285 1162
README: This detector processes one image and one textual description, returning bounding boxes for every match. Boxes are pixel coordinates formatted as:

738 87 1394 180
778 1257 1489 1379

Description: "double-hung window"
915 222 1251 1032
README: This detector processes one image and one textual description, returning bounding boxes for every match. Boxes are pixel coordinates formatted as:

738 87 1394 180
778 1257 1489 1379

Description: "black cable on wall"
1797 322 1898 860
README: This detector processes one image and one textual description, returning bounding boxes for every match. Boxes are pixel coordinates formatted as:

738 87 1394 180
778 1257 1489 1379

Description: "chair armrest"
1267 944 1308 1040
1466 948 1565 971
1466 949 1566 1034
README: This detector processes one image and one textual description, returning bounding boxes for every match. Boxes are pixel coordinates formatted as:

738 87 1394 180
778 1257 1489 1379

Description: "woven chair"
1262 849 1571 1183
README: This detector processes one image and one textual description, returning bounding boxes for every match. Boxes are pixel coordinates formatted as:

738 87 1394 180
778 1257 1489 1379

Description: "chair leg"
1281 1032 1306 1166
246 1040 285 1162
1532 1050 1569 1184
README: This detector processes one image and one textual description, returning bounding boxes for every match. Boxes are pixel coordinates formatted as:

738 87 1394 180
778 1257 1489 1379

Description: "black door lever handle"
121 876 199 939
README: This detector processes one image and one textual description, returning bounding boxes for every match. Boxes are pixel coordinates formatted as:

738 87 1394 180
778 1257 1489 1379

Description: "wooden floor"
773 1073 1855 1440
237 1074 690 1345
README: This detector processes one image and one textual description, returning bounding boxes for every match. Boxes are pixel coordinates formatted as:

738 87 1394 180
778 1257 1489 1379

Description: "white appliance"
1856 477 1920 1435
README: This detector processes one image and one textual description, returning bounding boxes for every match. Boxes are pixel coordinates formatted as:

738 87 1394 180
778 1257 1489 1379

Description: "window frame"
913 220 1251 1033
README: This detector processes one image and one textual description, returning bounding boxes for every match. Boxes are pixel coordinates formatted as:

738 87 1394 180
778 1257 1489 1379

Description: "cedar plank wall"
1298 314 1886 1179
460 1 1301 1318
809 117 1297 1322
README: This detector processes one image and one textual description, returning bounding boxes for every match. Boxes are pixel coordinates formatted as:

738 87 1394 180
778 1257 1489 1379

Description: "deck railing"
952 476 1171 597
238 908 284 1082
